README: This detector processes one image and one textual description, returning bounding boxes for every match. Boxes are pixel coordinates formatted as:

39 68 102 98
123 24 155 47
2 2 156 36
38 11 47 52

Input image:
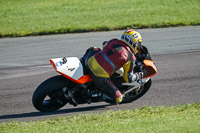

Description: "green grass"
0 103 200 133
0 0 200 37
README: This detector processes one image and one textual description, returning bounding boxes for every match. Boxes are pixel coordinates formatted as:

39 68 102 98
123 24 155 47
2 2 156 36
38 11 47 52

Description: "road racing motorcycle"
32 46 157 112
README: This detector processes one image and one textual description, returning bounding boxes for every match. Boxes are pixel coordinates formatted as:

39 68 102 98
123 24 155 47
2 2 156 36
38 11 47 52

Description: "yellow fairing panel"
123 61 131 82
87 56 110 78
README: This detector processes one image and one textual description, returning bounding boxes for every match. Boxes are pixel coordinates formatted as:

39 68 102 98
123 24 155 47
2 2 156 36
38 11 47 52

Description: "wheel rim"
39 88 68 111
122 85 145 102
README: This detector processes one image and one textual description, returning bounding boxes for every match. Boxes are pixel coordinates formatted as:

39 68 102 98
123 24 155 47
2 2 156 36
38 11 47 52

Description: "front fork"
121 78 150 96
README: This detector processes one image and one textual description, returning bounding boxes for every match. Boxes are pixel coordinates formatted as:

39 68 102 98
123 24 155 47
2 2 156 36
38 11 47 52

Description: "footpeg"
64 90 78 107
69 98 78 107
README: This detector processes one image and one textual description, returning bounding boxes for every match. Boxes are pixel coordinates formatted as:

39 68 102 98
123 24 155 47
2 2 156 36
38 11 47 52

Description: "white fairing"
122 78 150 87
51 57 84 80
116 68 124 76
116 67 150 86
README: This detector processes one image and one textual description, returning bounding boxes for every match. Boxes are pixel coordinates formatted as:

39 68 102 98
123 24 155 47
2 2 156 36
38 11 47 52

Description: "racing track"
0 26 200 122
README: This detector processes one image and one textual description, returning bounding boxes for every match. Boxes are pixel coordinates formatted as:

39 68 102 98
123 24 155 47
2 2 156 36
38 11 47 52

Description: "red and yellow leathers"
87 38 136 83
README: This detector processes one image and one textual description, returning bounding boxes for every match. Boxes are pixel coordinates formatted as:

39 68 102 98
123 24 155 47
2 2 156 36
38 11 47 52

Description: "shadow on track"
0 104 111 121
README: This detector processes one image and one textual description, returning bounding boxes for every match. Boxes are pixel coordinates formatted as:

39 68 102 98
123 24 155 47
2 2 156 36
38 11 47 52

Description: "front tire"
32 75 75 112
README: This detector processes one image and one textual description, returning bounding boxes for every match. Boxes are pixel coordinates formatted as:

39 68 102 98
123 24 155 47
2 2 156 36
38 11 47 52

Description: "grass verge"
0 0 200 37
0 103 200 133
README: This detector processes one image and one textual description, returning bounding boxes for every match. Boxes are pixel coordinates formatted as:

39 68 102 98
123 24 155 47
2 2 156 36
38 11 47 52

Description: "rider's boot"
115 90 123 104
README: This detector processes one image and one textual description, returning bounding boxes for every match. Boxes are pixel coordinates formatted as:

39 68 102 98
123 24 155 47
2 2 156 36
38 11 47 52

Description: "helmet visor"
122 35 136 48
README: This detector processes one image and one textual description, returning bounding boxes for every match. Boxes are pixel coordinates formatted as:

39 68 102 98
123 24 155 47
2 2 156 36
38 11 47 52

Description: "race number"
132 33 139 39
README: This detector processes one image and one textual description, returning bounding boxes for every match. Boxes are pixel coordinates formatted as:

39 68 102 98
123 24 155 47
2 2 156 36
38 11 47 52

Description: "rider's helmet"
121 29 142 54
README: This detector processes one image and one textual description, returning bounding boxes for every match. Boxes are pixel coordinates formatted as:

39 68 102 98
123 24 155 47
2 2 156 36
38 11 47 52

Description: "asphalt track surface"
0 26 200 122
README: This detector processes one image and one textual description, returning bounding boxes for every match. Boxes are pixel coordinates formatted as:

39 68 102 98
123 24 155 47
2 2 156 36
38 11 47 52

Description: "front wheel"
122 78 152 103
32 75 75 112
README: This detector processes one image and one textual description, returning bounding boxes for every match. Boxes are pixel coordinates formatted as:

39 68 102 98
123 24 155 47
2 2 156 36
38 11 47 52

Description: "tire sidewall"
32 75 75 112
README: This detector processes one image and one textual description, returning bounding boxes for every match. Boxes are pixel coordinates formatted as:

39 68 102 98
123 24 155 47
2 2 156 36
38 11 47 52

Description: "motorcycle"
32 46 157 112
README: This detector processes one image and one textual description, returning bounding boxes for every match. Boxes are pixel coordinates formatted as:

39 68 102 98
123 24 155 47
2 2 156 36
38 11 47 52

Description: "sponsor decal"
68 68 75 71
56 61 63 67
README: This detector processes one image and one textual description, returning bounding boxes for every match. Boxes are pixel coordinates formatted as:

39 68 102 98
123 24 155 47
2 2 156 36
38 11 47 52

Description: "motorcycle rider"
82 29 145 104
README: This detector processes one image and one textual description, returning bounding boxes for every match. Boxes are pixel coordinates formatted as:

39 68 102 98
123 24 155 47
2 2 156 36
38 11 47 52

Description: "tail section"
50 57 92 84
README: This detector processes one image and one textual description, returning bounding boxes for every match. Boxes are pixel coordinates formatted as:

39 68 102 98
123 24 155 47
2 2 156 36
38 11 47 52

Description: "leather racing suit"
82 38 137 103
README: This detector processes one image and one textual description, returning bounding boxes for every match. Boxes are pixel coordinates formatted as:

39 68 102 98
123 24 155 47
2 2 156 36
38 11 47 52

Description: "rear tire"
32 75 75 112
122 78 152 103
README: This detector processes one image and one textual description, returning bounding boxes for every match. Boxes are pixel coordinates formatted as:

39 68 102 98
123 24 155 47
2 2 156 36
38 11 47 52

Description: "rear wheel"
32 75 75 112
122 78 152 103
